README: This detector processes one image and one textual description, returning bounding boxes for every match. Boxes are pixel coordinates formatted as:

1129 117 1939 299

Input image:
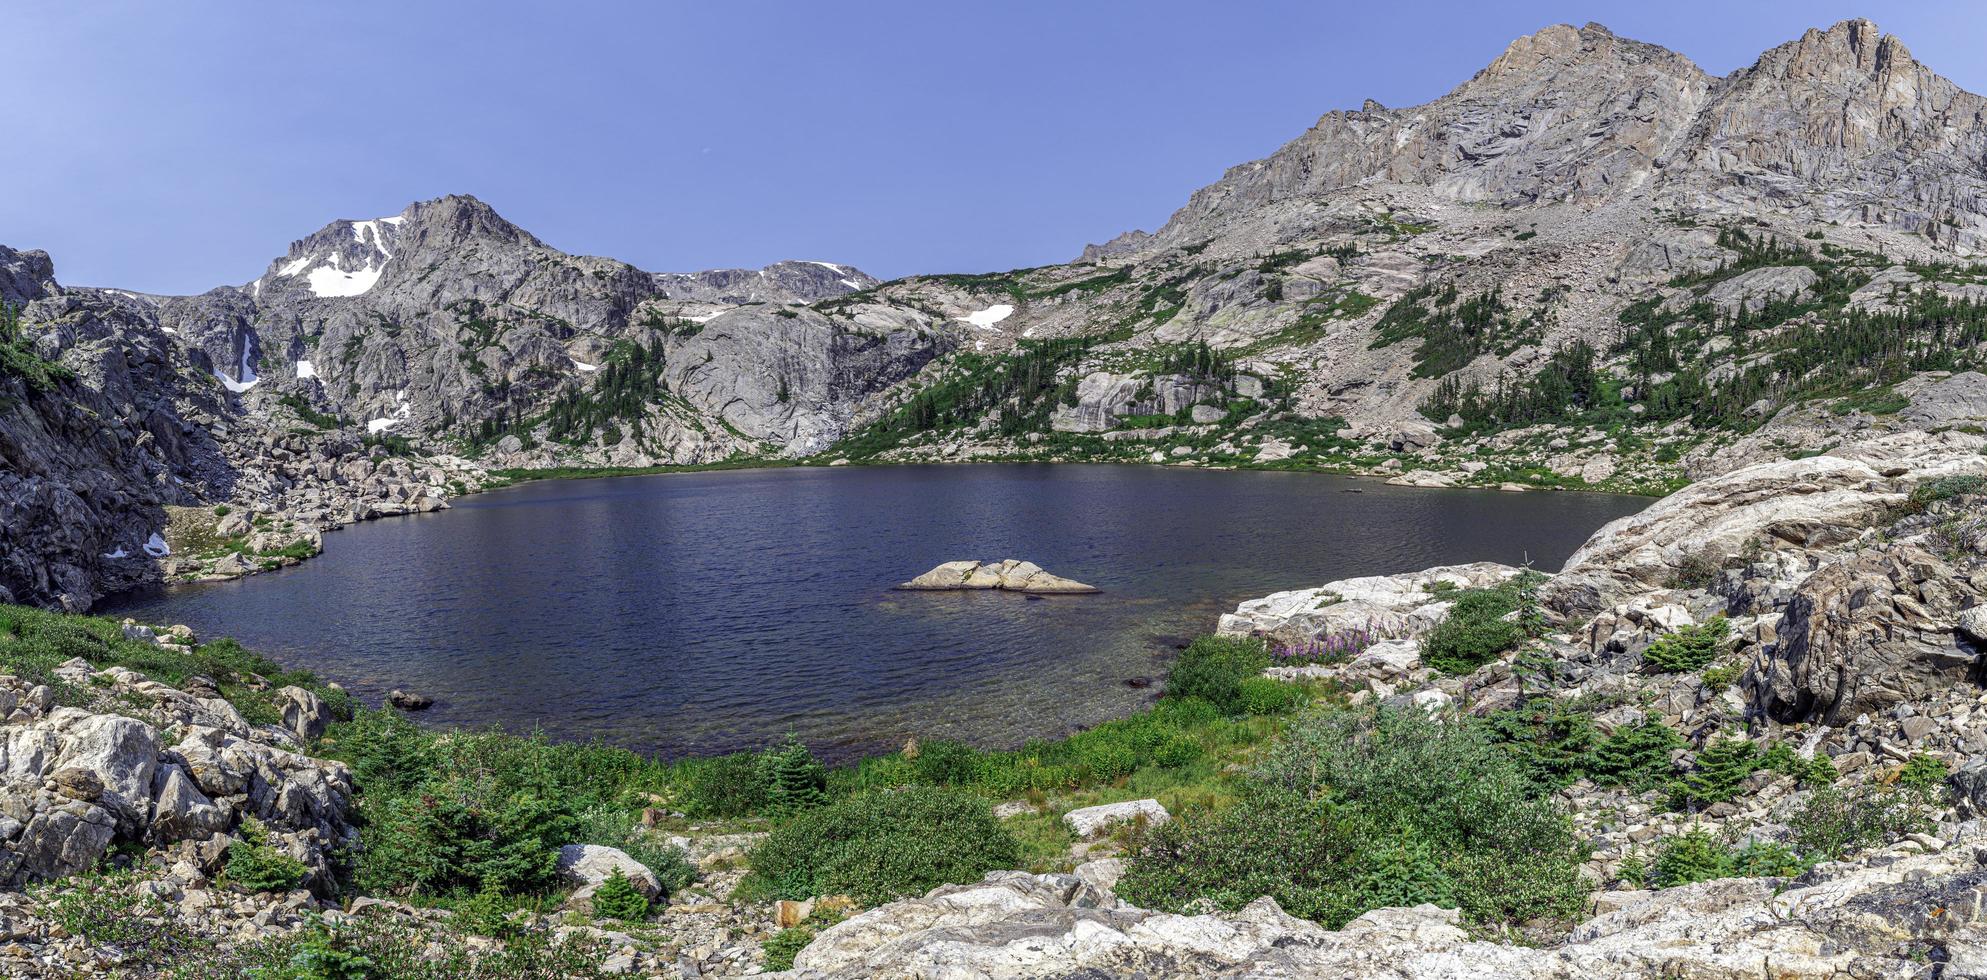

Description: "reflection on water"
106 464 1647 761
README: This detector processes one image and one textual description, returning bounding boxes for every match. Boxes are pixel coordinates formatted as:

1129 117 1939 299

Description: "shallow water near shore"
106 464 1648 762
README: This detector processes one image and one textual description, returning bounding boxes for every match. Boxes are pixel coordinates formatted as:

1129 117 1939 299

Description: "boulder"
274 686 331 740
1901 370 1987 428
1061 799 1169 839
386 689 434 711
555 843 663 899
897 560 1099 594
0 675 354 890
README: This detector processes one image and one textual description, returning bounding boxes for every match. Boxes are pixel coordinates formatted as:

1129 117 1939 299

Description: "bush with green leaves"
319 710 673 898
746 786 1019 905
1642 617 1730 673
1671 736 1761 810
1791 782 1938 861
1162 635 1271 714
1650 828 1805 888
1759 741 1836 787
590 866 650 921
677 750 772 818
1120 707 1588 929
1422 582 1528 675
226 817 309 893
1897 753 1950 792
1588 720 1686 792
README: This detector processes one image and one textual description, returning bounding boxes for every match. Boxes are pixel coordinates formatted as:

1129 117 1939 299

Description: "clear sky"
7 1 1984 294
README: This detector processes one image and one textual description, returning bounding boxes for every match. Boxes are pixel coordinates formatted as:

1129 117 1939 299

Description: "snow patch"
807 261 848 273
277 256 310 277
572 359 599 372
839 278 863 290
964 304 1014 329
367 391 411 433
143 533 170 558
307 262 384 297
379 215 405 226
102 547 128 560
216 343 261 392
250 278 262 298
296 359 316 379
687 311 727 323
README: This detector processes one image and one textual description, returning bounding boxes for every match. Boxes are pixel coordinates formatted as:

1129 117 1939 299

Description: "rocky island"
896 560 1100 594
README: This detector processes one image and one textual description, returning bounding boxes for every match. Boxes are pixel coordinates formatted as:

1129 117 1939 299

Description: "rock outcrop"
0 672 354 892
1217 562 1520 644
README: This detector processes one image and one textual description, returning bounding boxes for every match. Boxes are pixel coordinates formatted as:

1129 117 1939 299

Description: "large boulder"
1061 800 1169 839
1703 265 1817 313
557 843 664 898
1748 543 1985 724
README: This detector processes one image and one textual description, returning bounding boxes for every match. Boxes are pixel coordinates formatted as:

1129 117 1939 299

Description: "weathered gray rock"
781 842 1987 979
1219 563 1519 643
556 843 664 899
1062 800 1168 838
897 560 1099 594
1750 543 1985 724
0 674 353 890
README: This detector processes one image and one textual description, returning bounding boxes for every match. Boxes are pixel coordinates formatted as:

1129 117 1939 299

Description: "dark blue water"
106 465 1646 761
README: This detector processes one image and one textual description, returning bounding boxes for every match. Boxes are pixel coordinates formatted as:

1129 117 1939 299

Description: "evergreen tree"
763 734 827 814
591 866 650 921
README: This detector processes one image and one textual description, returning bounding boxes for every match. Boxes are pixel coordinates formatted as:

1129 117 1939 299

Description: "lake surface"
107 464 1648 761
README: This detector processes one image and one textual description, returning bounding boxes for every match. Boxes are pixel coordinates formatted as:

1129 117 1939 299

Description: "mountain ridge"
5 17 1987 608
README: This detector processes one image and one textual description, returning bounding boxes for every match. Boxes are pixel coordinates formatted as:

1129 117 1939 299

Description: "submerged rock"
897 560 1099 594
386 689 434 711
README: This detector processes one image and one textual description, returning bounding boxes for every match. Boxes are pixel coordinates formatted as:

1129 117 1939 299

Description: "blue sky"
7 1 1984 293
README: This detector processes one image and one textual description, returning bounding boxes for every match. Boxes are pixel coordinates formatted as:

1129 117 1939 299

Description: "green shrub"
1758 742 1836 786
1236 676 1305 716
1650 829 1803 887
747 786 1020 905
1700 662 1741 692
225 817 308 893
1423 585 1524 675
1908 474 1985 511
1790 783 1933 860
1643 617 1730 672
1588 721 1686 792
356 779 579 896
1671 736 1759 809
1897 753 1950 792
677 751 771 818
762 924 819 971
590 866 650 921
1122 708 1587 930
1163 635 1271 714
910 739 982 785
